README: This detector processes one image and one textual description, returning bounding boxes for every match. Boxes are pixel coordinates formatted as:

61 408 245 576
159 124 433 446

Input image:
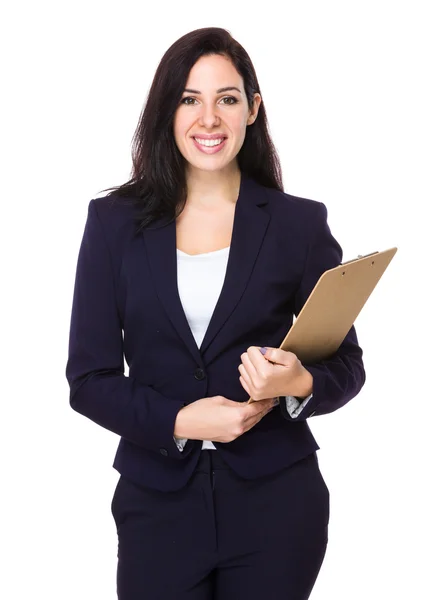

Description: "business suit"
66 173 365 598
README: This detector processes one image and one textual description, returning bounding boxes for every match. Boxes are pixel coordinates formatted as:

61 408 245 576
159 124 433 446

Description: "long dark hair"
100 27 283 233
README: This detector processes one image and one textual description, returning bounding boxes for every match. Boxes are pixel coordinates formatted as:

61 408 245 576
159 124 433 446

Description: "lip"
192 134 228 140
192 137 227 154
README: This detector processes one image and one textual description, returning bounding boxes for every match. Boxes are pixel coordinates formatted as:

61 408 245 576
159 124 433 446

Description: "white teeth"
194 137 225 147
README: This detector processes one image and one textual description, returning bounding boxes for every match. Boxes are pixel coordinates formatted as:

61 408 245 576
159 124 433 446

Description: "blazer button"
160 448 168 456
194 368 206 380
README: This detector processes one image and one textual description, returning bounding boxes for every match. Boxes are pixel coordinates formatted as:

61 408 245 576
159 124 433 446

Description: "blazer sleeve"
65 199 193 460
279 201 366 422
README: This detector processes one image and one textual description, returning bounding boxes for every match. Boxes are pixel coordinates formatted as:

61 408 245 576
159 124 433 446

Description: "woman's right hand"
173 396 277 443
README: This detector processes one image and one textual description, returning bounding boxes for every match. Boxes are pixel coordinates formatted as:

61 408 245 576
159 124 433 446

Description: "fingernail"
260 347 267 355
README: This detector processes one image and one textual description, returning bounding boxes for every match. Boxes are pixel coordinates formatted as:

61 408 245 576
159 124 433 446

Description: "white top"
177 246 231 351
176 246 231 450
174 245 313 451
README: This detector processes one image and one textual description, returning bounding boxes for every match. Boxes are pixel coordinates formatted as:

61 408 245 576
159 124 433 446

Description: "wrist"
174 405 188 439
285 368 313 398
297 368 313 398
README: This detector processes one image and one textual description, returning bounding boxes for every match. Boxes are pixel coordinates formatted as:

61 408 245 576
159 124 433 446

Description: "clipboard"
247 246 397 403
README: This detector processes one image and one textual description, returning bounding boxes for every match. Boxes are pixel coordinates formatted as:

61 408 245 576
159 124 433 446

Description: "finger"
248 410 268 433
260 347 295 367
239 375 251 396
243 394 267 411
239 366 260 401
252 401 273 421
248 346 270 369
240 350 263 382
238 363 251 386
250 396 273 412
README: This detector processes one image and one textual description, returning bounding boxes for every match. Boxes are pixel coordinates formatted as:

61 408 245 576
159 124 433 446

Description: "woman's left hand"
238 346 313 401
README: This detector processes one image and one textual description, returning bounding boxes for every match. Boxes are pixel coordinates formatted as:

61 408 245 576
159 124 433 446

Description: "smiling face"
173 54 261 175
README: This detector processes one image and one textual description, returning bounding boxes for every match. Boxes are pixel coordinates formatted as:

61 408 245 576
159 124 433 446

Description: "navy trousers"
111 450 329 599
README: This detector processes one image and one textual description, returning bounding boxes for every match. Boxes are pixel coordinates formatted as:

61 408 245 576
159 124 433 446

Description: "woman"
66 27 365 600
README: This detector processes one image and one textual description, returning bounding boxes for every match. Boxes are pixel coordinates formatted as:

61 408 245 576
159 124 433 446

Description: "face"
173 54 261 175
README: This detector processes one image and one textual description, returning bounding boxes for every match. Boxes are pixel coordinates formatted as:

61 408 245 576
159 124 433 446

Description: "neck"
184 165 241 209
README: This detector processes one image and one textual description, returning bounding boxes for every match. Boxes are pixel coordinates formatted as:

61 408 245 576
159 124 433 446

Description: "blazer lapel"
142 174 271 365
142 210 202 365
199 176 270 362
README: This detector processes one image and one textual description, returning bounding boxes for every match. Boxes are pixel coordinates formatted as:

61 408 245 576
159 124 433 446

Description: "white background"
2 1 438 598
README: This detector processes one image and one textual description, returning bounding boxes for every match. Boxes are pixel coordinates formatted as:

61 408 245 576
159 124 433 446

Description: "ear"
247 93 262 125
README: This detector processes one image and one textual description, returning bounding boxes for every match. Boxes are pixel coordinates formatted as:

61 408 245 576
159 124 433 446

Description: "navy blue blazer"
65 174 365 492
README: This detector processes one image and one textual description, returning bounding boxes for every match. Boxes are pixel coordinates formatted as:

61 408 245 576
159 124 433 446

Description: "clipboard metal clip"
341 251 379 266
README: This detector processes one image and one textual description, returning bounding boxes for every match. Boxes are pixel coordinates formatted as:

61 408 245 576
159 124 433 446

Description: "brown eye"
222 96 238 105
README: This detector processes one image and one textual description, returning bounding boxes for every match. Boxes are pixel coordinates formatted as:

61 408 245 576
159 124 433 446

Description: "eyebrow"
183 86 242 94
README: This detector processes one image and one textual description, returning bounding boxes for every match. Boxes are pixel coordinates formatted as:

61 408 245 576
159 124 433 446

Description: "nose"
198 103 221 128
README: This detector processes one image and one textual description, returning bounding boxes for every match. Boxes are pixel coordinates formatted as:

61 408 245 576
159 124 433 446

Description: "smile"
192 137 227 154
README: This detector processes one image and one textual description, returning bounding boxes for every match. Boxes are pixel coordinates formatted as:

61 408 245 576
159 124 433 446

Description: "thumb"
259 346 290 366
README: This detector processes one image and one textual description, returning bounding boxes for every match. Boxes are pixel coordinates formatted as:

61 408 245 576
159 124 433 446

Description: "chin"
186 159 233 173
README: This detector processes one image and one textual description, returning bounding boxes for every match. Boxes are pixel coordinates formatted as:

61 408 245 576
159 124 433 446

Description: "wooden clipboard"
247 246 397 403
